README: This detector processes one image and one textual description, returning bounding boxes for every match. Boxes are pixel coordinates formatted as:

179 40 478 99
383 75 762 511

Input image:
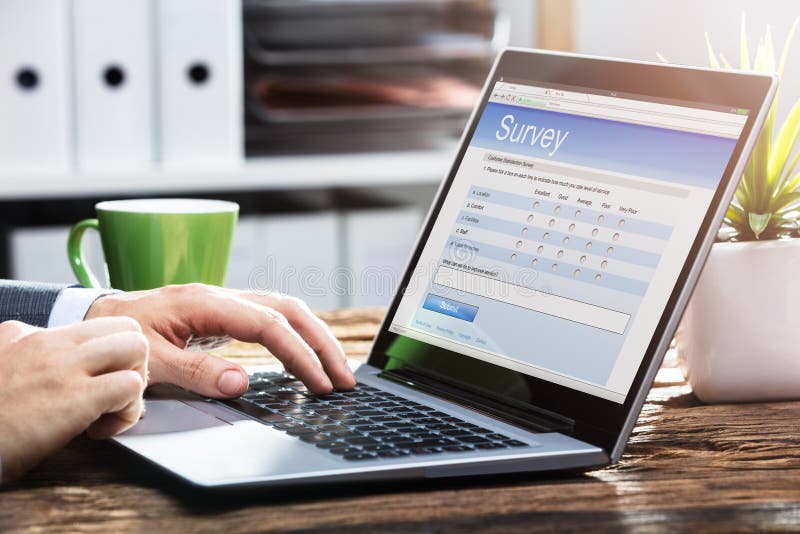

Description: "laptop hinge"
380 365 575 434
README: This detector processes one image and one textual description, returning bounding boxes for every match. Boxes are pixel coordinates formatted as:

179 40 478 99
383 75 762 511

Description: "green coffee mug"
68 199 239 290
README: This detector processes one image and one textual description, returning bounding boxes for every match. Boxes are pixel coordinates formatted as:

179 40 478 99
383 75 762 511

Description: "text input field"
433 266 631 334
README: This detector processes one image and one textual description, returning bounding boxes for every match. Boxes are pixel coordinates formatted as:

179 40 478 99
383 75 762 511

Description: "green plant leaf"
726 203 747 226
786 171 800 192
705 32 721 68
768 98 800 183
735 179 751 207
748 212 772 238
777 17 799 76
771 191 800 212
764 25 776 72
773 144 800 193
740 13 751 70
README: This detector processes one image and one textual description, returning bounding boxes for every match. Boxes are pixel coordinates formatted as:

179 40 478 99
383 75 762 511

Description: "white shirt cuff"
47 287 120 328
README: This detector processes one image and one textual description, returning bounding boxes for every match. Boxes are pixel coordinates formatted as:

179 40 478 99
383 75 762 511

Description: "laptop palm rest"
121 400 230 435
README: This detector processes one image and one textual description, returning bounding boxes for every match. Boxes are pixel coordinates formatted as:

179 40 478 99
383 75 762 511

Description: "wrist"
84 294 109 320
84 292 121 320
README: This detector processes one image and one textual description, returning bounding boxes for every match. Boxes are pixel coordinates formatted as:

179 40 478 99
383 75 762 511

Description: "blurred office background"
2 0 798 309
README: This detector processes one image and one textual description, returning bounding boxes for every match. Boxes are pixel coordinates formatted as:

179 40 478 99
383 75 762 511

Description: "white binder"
157 0 243 169
0 0 72 172
73 0 155 171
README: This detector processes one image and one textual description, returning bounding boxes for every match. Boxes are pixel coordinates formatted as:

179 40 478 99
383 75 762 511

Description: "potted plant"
674 16 800 403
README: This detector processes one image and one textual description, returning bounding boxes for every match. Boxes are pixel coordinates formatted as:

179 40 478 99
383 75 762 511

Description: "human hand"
85 284 355 398
0 317 148 482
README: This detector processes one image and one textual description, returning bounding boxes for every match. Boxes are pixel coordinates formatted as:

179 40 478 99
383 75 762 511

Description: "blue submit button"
422 294 479 322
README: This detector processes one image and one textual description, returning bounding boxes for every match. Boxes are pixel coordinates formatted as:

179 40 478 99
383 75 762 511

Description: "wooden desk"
2 309 799 532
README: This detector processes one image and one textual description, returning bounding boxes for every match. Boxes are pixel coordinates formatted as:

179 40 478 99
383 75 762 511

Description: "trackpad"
122 400 228 435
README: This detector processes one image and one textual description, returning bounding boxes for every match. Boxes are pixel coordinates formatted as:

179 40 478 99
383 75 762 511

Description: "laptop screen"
386 78 749 403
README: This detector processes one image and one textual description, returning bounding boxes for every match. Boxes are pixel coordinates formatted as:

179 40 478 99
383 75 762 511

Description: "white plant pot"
675 238 800 403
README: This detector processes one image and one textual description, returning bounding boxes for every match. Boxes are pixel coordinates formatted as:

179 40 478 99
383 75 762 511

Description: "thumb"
149 337 248 398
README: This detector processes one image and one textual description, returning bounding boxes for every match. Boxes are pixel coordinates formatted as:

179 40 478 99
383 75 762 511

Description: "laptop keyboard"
226 371 528 461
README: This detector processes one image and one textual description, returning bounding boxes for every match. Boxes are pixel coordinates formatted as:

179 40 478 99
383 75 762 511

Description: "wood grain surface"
2 308 799 533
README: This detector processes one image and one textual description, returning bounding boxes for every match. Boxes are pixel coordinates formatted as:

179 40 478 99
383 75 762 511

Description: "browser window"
389 79 748 403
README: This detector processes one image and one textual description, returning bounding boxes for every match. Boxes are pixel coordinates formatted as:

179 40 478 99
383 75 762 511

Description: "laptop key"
258 413 291 424
409 447 435 455
441 429 474 437
458 436 490 444
355 410 383 417
343 453 378 461
274 392 307 401
330 447 361 455
346 436 380 446
378 450 411 458
290 412 322 421
315 408 344 416
504 440 528 447
310 419 333 427
285 426 316 436
486 433 511 441
316 440 346 449
318 424 346 432
475 442 507 450
332 430 362 439
274 422 302 430
362 444 394 452
258 402 292 410
381 435 417 444
354 425 384 433
443 417 465 423
369 415 402 423
383 406 414 414
412 438 456 448
325 412 352 420
395 426 426 434
370 431 402 439
407 432 440 440
300 433 335 444
414 418 441 426
278 408 305 416
444 445 474 452
428 423 459 431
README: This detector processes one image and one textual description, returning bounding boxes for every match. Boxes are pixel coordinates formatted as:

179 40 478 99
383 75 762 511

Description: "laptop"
114 49 776 488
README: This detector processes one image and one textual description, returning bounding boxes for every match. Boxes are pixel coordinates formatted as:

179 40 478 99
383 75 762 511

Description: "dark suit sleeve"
0 280 68 327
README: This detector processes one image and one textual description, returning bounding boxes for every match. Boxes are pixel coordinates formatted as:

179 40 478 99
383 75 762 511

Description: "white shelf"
0 145 457 200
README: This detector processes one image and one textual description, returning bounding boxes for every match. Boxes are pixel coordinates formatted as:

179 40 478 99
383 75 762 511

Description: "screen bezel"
367 49 775 453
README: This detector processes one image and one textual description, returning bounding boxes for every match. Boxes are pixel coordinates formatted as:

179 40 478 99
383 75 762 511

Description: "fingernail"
218 370 247 396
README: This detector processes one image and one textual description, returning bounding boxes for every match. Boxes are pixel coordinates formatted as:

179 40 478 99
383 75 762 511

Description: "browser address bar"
492 91 743 138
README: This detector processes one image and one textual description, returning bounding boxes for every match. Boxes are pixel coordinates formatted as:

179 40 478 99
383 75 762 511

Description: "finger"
77 330 150 377
85 370 145 439
56 316 142 344
240 294 355 390
149 337 248 398
186 294 333 394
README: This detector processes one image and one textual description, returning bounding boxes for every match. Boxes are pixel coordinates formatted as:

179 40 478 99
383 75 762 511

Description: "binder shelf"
0 146 456 200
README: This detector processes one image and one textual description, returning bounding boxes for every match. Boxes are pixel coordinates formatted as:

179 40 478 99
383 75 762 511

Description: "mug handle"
68 219 103 288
